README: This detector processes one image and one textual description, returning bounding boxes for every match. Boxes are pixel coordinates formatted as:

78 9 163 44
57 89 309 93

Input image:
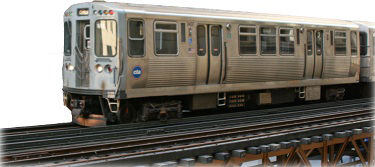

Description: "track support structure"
153 128 374 167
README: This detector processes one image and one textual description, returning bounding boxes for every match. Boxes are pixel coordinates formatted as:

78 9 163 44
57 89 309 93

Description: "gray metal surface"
61 2 374 101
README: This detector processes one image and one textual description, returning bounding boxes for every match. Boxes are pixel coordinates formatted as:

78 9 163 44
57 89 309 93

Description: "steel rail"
3 101 372 153
11 113 373 166
1 123 79 136
3 103 373 165
3 99 372 150
3 98 371 142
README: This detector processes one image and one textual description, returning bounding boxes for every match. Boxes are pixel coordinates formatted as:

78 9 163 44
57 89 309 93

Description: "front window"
64 21 72 56
95 20 117 57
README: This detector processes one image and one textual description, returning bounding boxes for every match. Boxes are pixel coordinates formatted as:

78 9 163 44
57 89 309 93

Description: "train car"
348 21 375 97
356 22 375 82
63 1 362 126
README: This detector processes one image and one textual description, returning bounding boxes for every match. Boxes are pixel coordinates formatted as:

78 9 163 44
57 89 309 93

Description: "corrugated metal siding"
146 57 197 88
225 57 304 83
323 56 350 78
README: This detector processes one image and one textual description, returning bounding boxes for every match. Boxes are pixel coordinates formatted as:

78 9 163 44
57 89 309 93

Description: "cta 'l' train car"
63 1 367 126
355 22 375 82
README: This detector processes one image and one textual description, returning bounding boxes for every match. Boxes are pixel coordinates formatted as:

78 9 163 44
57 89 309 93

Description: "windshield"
95 20 117 57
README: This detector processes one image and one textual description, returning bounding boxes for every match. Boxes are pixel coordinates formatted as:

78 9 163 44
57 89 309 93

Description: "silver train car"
356 22 375 82
62 1 374 126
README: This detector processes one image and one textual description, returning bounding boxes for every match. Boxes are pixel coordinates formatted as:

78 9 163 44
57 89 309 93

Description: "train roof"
87 2 359 28
354 21 375 29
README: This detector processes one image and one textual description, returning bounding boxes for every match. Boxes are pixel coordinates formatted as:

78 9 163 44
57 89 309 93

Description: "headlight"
95 64 103 73
66 64 74 71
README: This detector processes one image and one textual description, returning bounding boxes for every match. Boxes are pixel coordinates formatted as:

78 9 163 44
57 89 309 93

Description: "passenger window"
211 26 221 56
155 21 178 55
239 26 257 55
334 31 347 55
197 25 206 56
350 31 358 56
260 27 276 55
360 32 368 56
128 20 144 57
64 21 72 56
279 28 295 55
307 30 313 56
95 20 117 57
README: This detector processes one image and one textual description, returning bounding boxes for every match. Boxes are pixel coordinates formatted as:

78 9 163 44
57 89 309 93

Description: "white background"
0 0 374 128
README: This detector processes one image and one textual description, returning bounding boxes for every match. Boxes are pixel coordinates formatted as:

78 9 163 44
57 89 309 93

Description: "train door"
196 24 223 85
75 20 91 87
305 30 324 79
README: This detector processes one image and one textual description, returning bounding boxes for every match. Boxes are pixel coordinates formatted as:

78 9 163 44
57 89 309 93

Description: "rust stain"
73 114 106 127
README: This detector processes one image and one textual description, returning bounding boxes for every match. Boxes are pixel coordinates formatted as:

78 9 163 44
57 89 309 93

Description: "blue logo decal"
132 66 142 78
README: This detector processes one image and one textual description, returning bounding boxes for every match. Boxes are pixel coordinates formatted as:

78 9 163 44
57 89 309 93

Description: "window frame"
154 21 179 56
260 26 277 56
127 19 145 57
279 27 295 56
238 25 257 56
373 32 375 57
334 30 347 56
94 19 118 57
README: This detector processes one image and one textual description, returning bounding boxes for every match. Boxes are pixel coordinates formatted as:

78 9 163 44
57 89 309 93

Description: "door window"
316 31 323 56
197 25 206 56
84 25 90 49
211 26 221 56
307 30 313 56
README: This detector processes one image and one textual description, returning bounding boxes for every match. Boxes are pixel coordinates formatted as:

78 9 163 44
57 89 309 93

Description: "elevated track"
1 98 373 166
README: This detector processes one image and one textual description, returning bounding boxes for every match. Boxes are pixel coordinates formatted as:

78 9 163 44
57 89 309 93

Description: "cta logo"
132 66 142 78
